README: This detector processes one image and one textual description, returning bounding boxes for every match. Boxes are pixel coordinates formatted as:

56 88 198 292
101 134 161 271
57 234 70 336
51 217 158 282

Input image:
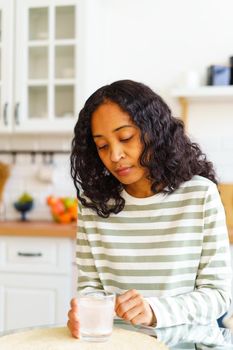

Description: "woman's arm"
145 184 232 327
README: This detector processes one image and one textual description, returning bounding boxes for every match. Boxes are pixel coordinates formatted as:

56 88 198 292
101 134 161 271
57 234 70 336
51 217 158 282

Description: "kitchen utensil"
0 162 10 220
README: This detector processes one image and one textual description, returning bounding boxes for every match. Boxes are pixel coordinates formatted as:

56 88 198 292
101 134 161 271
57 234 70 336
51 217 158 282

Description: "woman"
68 80 231 338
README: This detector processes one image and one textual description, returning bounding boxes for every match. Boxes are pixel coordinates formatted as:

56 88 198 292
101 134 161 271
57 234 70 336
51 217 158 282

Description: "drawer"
0 236 73 274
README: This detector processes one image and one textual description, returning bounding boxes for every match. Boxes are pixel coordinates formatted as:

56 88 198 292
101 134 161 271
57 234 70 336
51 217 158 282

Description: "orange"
58 212 72 224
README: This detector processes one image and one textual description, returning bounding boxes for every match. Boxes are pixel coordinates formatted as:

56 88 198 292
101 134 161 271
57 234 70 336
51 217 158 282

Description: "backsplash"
0 129 233 221
0 152 76 221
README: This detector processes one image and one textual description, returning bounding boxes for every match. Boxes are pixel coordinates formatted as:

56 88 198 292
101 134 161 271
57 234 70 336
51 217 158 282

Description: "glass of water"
78 290 115 342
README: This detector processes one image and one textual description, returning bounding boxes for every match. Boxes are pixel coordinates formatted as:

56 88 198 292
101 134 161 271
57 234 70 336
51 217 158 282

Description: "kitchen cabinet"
0 0 14 133
0 235 75 332
0 0 83 134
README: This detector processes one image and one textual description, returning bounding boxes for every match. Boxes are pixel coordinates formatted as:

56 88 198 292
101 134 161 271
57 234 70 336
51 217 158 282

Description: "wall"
84 0 233 182
1 0 233 219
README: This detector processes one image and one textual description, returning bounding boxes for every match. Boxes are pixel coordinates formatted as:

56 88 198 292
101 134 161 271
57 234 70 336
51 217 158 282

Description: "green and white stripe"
76 175 231 327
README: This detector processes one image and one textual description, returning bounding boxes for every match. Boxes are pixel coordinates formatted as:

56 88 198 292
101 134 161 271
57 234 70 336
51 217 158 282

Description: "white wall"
84 0 233 93
83 0 233 182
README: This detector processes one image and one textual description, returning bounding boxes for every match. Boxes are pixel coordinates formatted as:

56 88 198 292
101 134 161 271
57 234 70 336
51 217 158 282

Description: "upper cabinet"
0 0 14 133
0 0 83 134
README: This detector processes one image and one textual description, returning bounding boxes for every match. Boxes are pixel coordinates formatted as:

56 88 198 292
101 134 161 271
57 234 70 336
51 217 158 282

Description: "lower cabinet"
0 235 75 332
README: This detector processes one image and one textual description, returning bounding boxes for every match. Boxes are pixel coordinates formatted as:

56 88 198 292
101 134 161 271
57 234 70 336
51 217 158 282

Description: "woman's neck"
124 179 153 198
124 181 164 198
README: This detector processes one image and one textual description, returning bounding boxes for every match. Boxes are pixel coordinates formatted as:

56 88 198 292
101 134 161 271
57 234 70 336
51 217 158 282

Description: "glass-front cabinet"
0 0 81 133
0 0 14 132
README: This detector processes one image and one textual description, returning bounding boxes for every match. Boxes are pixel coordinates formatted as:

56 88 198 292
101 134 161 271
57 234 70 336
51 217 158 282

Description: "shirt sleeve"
76 202 103 292
146 183 232 328
154 323 228 347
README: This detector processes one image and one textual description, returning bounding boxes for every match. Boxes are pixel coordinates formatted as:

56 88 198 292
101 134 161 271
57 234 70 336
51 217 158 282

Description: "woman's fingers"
115 289 156 326
67 318 80 339
70 298 78 311
116 294 141 318
67 298 80 338
67 308 79 322
115 289 138 309
121 303 143 322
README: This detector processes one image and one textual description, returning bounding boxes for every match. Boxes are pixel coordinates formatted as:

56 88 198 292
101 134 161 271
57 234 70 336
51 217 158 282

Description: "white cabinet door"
1 273 71 331
0 0 14 133
0 236 74 332
14 0 79 133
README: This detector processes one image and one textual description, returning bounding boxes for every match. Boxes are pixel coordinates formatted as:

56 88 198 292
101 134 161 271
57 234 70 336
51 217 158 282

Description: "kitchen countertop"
0 221 77 239
0 221 232 244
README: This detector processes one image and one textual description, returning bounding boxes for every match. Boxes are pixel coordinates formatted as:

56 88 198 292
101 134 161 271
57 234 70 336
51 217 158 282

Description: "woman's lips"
115 167 132 177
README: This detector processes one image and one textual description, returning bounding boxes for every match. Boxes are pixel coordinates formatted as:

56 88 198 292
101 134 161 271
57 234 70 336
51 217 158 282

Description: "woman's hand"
115 289 156 326
67 298 80 338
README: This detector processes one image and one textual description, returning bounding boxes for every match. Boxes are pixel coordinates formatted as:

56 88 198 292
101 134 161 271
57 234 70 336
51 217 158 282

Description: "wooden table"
0 325 167 350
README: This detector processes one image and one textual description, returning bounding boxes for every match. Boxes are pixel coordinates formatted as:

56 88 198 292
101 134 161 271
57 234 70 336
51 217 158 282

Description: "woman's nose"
110 145 125 162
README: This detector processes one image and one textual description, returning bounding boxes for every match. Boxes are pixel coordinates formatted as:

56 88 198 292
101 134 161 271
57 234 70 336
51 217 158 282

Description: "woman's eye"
98 144 108 150
120 136 133 142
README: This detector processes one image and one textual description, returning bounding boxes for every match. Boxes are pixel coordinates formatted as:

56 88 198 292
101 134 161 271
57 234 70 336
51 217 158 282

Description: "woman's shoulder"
181 175 216 189
178 175 218 197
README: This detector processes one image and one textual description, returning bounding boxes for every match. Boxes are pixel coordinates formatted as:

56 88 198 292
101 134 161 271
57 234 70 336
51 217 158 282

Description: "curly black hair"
71 79 217 218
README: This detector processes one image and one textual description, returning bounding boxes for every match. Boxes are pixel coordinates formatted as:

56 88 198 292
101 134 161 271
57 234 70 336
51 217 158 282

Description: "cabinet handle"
17 252 43 257
3 103 8 126
14 103 20 125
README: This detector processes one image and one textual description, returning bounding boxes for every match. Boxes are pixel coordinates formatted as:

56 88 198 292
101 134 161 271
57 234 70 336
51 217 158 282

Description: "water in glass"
79 290 115 342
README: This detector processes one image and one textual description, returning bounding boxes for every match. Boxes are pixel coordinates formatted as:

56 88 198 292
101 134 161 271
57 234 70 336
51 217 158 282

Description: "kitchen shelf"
171 86 233 127
172 86 233 100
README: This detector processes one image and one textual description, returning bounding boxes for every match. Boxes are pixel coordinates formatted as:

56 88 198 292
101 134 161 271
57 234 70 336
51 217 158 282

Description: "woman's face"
91 101 153 197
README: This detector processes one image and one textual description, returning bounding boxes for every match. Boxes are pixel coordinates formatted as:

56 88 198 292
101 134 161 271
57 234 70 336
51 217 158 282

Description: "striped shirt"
76 175 231 327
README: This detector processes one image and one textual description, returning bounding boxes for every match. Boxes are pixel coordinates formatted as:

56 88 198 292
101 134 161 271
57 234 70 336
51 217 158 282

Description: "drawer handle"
17 252 43 257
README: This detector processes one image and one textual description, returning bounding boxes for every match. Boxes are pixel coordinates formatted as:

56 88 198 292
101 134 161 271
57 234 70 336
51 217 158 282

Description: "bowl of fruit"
14 192 34 221
46 195 78 224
